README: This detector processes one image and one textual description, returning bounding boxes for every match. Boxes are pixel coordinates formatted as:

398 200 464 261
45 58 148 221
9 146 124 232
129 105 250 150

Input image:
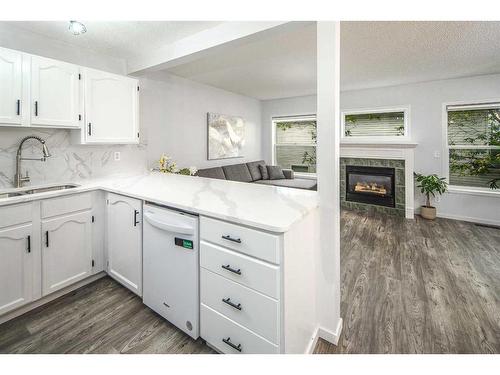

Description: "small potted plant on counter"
155 154 198 176
414 173 448 220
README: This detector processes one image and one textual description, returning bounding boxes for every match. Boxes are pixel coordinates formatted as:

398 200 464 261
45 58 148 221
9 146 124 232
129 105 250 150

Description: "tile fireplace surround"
340 142 417 219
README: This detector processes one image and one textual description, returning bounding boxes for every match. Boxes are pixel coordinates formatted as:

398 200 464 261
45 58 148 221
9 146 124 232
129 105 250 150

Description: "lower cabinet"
0 224 36 315
199 216 282 354
41 211 92 296
106 193 142 296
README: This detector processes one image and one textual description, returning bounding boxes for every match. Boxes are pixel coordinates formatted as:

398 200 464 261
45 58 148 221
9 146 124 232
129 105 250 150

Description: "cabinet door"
41 211 92 296
107 193 142 296
0 224 35 315
31 55 80 128
84 68 139 144
0 47 23 125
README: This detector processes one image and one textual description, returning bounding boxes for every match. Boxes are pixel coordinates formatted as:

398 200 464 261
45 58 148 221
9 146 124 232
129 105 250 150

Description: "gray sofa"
196 160 317 190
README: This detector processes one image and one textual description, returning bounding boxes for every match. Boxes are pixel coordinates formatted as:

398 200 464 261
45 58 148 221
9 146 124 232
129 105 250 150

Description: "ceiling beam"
127 21 312 75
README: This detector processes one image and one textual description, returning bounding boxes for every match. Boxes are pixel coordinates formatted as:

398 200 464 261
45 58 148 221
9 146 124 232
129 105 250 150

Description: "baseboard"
318 318 343 346
436 212 500 227
305 327 321 354
414 205 500 226
0 272 107 325
405 207 414 219
306 318 343 353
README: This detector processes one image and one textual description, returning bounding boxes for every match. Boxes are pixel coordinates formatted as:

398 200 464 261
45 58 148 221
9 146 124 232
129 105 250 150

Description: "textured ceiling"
4 21 221 60
4 21 500 99
166 22 317 100
341 21 500 91
166 21 500 99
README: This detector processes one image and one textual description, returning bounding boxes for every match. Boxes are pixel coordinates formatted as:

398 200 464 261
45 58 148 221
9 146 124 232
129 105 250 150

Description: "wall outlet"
435 195 441 203
433 151 441 158
114 151 121 161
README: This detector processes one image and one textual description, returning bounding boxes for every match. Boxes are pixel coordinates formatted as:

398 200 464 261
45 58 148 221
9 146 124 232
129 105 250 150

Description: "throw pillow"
259 164 269 180
266 165 286 180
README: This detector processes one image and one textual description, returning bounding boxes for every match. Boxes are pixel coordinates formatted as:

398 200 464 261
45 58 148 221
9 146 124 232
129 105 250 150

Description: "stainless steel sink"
0 192 26 198
22 184 79 194
0 184 80 199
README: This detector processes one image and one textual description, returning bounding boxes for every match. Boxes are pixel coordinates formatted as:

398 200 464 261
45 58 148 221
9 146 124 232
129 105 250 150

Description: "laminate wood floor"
0 276 215 354
315 210 500 354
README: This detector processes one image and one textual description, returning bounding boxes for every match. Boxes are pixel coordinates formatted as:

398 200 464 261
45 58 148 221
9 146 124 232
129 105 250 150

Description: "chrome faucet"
14 135 51 188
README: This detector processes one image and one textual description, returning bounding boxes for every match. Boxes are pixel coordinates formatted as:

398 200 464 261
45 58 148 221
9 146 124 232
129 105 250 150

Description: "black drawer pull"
17 99 21 115
222 297 242 311
34 101 38 116
221 264 241 275
222 235 241 243
27 235 31 253
134 209 139 226
45 231 49 247
222 337 242 352
88 122 92 136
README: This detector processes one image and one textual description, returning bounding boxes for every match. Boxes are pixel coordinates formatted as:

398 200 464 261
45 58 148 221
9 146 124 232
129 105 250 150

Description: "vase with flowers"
155 154 198 176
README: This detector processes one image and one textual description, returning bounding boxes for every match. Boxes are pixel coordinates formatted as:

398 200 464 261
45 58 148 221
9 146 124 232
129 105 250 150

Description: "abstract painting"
207 112 245 160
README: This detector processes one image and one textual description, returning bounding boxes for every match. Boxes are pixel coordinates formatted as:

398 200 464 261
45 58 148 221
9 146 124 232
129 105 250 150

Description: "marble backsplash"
0 127 148 189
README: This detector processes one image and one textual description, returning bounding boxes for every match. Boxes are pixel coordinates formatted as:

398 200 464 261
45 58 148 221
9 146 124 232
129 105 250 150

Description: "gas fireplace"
345 165 395 208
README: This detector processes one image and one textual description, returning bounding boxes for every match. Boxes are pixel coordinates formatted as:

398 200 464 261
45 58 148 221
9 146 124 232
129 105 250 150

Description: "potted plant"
414 173 448 220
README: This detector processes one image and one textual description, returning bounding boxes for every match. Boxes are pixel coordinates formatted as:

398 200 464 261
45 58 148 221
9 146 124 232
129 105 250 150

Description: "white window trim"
341 105 411 143
441 99 500 196
271 114 317 177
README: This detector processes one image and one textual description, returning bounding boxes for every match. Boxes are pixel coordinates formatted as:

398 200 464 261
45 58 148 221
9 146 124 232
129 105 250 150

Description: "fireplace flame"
354 181 387 196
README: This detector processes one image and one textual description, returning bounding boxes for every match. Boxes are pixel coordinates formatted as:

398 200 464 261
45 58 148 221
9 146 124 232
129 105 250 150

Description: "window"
446 103 500 190
342 108 408 138
273 115 316 174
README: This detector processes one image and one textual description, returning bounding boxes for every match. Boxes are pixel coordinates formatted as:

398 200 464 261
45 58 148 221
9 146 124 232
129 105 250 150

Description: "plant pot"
421 206 437 220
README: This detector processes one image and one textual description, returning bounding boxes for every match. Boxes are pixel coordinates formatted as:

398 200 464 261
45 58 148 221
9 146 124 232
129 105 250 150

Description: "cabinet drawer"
201 241 279 299
200 216 280 264
0 203 32 228
201 268 279 344
41 193 92 218
201 304 279 354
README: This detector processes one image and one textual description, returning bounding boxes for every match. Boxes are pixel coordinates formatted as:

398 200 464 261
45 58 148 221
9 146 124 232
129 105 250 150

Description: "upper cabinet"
30 56 80 128
0 46 139 144
0 47 23 126
82 68 139 144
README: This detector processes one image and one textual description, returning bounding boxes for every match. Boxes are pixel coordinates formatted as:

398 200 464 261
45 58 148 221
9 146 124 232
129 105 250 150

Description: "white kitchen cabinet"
41 210 92 296
83 68 139 144
0 47 23 126
0 224 36 315
106 193 142 296
30 55 80 128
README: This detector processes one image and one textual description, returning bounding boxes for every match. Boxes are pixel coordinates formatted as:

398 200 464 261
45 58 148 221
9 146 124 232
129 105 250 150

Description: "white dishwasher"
143 202 199 339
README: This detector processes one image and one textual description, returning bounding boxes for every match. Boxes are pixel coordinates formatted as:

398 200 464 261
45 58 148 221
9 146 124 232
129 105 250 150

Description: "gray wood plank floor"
315 210 500 354
1 210 498 354
0 276 215 354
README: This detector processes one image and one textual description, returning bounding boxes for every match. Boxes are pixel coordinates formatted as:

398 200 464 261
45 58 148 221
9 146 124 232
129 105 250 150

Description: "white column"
315 21 342 344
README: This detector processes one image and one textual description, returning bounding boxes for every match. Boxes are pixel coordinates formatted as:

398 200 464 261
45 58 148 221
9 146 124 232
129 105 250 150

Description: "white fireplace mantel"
340 142 418 219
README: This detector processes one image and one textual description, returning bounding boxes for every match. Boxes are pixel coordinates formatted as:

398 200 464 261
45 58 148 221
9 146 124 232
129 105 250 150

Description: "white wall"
261 95 317 163
140 71 263 170
342 74 500 225
261 74 500 225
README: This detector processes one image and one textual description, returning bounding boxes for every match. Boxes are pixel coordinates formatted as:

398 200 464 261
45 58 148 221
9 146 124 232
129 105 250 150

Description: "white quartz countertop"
0 172 319 233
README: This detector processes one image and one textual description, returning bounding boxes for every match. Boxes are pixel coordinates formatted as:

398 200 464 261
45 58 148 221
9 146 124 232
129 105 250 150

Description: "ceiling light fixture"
68 21 87 35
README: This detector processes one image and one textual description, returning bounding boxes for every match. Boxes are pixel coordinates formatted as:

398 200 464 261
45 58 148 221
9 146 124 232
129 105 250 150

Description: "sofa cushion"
254 178 317 190
196 167 226 180
259 164 269 180
266 165 286 180
282 169 294 179
222 163 253 183
246 160 266 181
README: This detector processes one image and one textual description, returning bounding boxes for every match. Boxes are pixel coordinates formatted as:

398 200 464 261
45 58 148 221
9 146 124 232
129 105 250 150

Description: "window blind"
344 111 405 137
